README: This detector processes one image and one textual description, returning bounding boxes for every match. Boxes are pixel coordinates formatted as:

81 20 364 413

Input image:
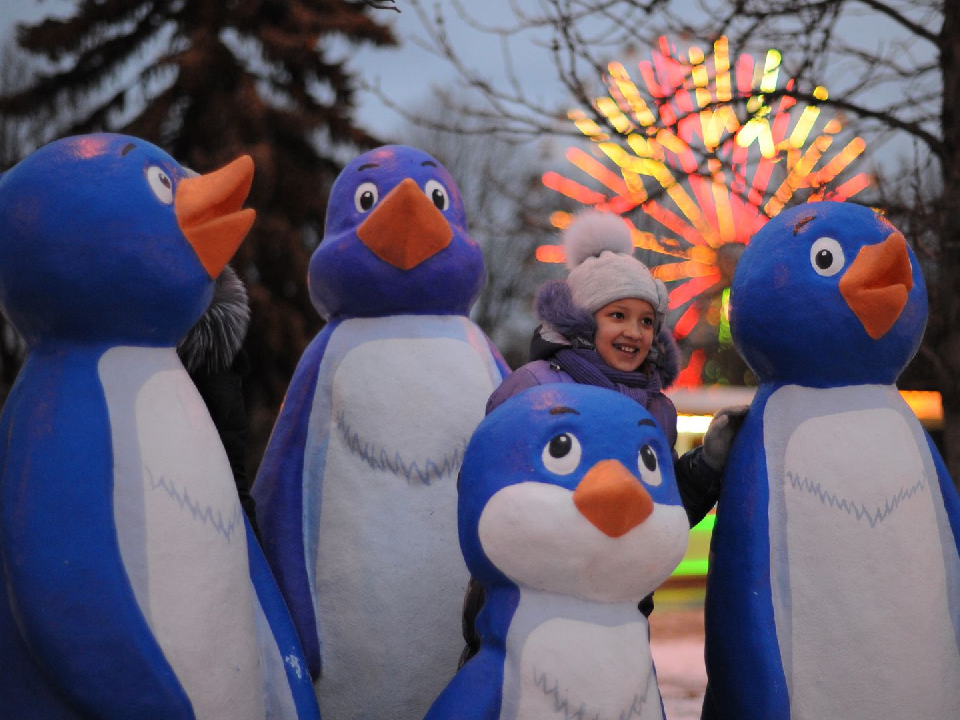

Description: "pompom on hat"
563 210 668 321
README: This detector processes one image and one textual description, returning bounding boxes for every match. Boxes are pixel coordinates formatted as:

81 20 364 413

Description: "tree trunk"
937 0 960 494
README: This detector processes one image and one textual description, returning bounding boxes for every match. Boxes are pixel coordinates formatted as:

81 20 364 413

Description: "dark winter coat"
176 265 259 539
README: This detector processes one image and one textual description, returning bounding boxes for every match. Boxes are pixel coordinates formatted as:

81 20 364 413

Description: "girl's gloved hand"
701 405 750 472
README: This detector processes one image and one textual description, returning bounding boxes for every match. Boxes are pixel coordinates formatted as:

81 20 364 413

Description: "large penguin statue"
252 145 509 719
425 383 689 720
703 201 960 719
0 134 319 720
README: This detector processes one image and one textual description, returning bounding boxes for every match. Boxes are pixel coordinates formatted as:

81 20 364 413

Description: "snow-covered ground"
653 635 706 720
649 585 707 720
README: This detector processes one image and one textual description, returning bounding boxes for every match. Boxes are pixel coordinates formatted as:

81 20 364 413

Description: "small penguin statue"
703 201 960 719
0 134 319 720
425 383 689 720
253 145 509 718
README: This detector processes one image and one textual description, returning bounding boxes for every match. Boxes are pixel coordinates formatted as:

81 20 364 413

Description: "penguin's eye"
146 166 174 205
638 444 663 486
354 182 379 213
424 180 449 211
541 432 582 476
810 237 845 277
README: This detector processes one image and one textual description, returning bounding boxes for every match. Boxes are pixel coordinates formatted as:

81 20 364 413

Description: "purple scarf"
553 348 662 406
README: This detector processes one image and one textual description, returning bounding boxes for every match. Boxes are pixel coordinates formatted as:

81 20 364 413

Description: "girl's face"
593 298 656 372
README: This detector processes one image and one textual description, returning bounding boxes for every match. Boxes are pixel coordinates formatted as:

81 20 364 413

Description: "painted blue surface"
244 520 320 718
0 135 211 348
923 430 960 620
309 145 486 322
0 134 318 719
253 145 508 687
254 322 338 674
424 586 520 720
702 384 788 720
0 347 194 719
426 384 683 719
704 201 960 719
729 203 927 387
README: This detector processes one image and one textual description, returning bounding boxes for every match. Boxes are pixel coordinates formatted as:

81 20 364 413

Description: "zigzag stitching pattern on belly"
335 410 466 485
145 466 244 541
532 664 655 720
785 469 928 528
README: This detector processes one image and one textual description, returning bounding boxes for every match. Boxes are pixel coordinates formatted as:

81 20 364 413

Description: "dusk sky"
0 0 928 169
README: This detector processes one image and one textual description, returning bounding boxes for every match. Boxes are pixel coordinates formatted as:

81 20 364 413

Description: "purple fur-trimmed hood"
534 279 680 390
535 280 597 342
653 327 680 389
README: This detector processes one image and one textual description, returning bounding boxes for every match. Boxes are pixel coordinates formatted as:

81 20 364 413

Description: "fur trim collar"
651 328 679 390
535 280 596 344
177 265 250 374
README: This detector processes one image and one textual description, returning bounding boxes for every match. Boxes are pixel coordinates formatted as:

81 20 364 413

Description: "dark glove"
701 405 749 472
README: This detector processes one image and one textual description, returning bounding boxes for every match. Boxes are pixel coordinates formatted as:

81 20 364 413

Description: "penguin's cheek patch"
477 482 688 602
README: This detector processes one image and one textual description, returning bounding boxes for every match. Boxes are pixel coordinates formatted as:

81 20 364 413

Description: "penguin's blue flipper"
245 520 321 719
423 649 504 720
926 432 960 550
0 382 85 720
924 432 960 641
254 322 338 679
703 391 789 720
0 596 86 719
0 353 192 719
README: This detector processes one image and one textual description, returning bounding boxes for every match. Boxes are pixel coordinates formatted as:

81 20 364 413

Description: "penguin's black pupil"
160 174 170 189
360 191 375 210
815 249 833 269
640 444 657 471
431 188 446 209
548 434 572 458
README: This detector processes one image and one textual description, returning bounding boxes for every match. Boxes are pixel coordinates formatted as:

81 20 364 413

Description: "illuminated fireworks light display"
539 36 871 346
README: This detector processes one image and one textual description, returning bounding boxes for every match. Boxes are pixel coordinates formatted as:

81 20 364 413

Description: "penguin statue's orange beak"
356 178 453 270
572 459 654 538
175 155 256 279
838 232 913 340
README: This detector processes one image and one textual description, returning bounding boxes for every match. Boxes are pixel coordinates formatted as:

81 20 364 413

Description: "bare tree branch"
378 0 960 480
852 0 939 43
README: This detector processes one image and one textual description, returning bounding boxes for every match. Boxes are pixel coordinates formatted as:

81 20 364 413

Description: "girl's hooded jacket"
458 282 722 666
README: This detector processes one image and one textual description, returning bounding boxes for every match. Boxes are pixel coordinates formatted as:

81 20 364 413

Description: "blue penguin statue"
703 201 960 719
0 134 319 720
252 145 509 718
425 384 690 720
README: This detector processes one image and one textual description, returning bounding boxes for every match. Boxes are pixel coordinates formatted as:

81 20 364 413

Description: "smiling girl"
459 210 745 664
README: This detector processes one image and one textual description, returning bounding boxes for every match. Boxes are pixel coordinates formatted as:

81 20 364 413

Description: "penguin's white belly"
508 615 660 720
101 347 265 719
766 385 960 720
312 321 497 718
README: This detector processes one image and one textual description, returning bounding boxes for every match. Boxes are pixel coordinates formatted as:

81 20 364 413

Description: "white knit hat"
564 211 668 320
